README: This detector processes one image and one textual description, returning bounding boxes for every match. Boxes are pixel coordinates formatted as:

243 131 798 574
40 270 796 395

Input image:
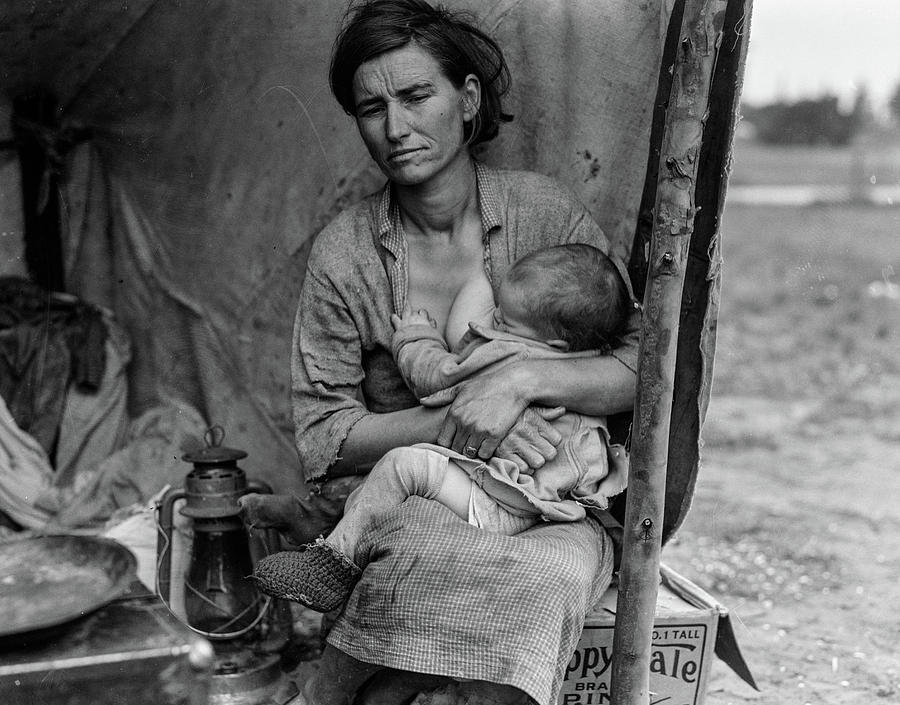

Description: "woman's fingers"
534 405 566 423
457 436 492 459
494 433 556 471
451 426 472 455
493 406 563 472
436 416 458 449
438 416 481 456
436 377 527 454
519 406 564 447
436 384 566 472
476 436 497 459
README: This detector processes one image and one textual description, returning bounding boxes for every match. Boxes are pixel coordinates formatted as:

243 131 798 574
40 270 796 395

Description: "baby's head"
494 244 632 352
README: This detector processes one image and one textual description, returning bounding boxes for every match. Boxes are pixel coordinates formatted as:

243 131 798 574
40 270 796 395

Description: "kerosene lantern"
156 427 294 704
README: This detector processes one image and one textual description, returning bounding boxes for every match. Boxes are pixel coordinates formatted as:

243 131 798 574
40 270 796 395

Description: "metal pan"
0 535 137 639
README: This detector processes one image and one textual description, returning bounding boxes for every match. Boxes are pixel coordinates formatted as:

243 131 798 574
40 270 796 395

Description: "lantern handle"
204 425 225 448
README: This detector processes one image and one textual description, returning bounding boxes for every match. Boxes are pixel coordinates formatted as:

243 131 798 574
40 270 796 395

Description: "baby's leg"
253 446 475 611
327 446 473 560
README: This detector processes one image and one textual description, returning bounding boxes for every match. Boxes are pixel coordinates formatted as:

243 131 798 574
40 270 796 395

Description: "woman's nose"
385 103 411 141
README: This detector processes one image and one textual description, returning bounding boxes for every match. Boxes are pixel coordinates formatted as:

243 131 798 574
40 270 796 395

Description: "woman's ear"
462 74 481 121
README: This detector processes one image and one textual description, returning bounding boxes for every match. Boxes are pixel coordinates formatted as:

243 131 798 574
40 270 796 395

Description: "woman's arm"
515 354 637 414
435 354 636 460
327 404 446 477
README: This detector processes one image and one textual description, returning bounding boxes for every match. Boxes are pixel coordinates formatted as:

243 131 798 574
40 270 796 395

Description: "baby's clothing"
391 322 628 521
466 465 538 534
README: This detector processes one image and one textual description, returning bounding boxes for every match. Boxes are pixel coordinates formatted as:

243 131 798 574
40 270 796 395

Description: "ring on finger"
464 445 479 459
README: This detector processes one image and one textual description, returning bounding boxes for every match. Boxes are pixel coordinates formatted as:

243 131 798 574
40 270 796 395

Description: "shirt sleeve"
291 261 369 483
392 326 532 401
391 324 454 399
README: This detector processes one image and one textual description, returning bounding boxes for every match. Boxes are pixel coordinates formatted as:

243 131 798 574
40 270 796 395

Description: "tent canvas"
2 0 669 497
0 0 756 699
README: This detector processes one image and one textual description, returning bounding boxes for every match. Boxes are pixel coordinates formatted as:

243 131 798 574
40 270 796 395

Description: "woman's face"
351 42 479 187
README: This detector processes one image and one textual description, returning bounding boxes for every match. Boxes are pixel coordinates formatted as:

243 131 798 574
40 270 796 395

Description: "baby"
253 243 634 612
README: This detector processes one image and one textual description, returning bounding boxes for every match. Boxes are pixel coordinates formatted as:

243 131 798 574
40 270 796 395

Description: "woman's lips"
388 147 423 162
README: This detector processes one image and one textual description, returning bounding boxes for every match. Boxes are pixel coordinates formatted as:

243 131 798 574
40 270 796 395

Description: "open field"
729 135 900 189
662 141 900 704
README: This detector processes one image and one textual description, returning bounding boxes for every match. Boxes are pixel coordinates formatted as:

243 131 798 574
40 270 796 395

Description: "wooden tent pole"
609 1 730 703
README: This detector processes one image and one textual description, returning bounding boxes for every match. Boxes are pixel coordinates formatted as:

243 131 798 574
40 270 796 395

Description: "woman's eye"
358 105 385 118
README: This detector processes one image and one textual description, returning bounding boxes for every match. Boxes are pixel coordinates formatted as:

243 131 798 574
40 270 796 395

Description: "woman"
272 1 640 703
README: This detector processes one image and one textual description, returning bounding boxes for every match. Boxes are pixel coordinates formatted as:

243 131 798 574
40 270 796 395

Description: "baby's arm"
391 303 520 400
391 304 461 399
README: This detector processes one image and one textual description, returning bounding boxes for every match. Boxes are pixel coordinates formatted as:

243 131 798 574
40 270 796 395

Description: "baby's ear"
545 339 570 351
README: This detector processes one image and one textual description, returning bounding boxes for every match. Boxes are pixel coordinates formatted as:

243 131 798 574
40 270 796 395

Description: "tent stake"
609 1 730 703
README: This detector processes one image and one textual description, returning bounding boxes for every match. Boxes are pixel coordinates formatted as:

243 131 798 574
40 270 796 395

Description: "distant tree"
849 85 873 133
744 94 859 147
890 81 900 124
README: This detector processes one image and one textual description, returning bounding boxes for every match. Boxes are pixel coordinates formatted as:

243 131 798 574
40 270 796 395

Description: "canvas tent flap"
1 1 677 498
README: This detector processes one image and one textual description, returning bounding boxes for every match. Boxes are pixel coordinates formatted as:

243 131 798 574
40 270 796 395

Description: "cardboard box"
559 564 753 705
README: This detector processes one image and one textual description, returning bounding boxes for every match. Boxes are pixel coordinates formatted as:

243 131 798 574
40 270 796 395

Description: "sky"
740 0 900 112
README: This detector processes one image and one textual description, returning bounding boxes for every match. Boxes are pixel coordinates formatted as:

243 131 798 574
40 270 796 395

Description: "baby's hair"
503 244 632 353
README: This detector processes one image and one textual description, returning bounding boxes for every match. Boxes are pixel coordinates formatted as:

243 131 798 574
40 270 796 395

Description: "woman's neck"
394 156 478 239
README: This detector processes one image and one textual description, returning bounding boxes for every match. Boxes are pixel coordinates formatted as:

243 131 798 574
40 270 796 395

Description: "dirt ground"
662 199 900 705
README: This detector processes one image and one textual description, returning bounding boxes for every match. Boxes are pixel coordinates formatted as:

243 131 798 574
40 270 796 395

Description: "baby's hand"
391 303 437 330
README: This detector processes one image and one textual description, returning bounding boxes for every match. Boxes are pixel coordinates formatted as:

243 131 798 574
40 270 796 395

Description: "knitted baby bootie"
252 538 361 612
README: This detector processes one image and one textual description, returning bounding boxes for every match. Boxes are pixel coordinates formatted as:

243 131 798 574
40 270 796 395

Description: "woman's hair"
503 244 633 353
329 0 512 145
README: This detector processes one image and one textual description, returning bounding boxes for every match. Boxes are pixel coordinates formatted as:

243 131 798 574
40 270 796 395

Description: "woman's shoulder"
487 166 584 206
307 195 380 271
483 166 595 236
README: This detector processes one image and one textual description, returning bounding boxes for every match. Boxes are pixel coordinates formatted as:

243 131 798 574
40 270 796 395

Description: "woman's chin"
383 159 430 185
383 153 466 187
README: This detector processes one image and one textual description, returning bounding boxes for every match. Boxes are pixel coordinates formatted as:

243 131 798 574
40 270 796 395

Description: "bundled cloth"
0 276 107 459
0 393 207 531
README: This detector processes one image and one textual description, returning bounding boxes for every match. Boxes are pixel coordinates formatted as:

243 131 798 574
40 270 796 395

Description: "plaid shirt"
292 162 639 482
292 163 632 703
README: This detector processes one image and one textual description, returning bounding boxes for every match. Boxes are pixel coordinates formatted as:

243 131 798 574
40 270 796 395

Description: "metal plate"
0 535 137 638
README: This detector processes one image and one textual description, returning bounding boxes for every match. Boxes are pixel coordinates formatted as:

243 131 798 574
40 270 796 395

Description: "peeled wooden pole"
609 1 729 703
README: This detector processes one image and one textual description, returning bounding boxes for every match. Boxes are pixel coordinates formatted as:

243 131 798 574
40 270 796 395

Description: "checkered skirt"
326 497 614 705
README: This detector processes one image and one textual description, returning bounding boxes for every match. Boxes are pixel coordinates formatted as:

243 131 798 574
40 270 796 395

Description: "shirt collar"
474 161 502 234
376 160 502 247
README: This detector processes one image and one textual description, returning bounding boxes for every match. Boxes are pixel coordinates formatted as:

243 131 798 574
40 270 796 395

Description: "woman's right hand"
426 363 565 470
492 405 565 473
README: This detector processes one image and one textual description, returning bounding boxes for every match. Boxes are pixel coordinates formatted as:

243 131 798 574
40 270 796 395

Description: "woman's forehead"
352 44 448 100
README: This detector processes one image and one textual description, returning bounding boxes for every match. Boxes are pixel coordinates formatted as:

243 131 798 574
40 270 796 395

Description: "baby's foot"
253 538 362 612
